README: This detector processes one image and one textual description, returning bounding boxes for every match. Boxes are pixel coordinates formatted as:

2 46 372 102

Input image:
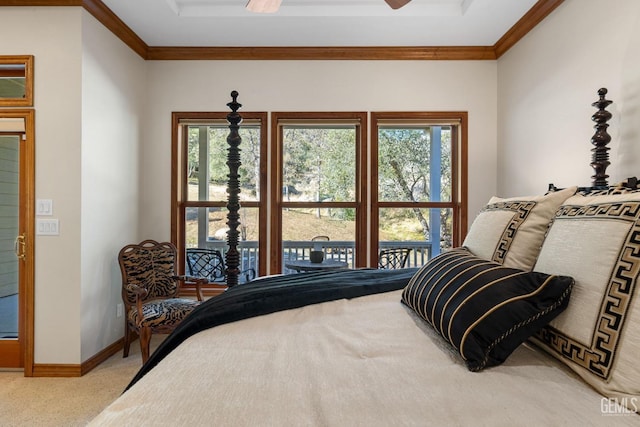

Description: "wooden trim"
369 111 468 264
81 0 147 58
171 111 269 278
0 69 24 77
446 114 469 246
0 341 20 366
269 115 282 274
22 110 35 376
31 338 123 377
0 110 36 375
370 115 381 267
180 287 226 299
494 0 565 59
32 364 82 377
458 113 468 244
0 1 147 58
270 112 367 272
79 338 123 375
0 55 33 107
170 112 182 271
256 112 269 278
356 114 368 267
147 46 497 61
1 1 561 61
0 0 81 4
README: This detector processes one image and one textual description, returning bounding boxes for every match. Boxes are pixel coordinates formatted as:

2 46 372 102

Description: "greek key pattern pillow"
463 187 576 271
532 193 640 382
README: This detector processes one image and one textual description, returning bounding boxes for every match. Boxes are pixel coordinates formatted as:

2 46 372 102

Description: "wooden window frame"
171 112 268 290
269 112 368 274
370 112 468 266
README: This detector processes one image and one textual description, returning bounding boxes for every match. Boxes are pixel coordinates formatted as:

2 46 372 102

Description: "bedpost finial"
227 90 242 113
590 87 612 187
225 90 242 287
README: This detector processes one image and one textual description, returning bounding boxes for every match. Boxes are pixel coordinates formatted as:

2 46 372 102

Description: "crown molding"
494 0 564 58
0 0 563 60
82 0 147 58
146 46 497 61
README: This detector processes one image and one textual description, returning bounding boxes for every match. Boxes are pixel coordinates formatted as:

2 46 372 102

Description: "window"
172 110 467 282
172 112 267 287
270 113 367 273
371 112 467 268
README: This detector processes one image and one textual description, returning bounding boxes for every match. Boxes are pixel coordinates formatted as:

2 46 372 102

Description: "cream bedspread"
91 290 639 426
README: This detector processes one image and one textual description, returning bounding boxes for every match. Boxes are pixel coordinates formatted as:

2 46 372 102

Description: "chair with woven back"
185 248 256 285
118 240 212 363
378 247 412 269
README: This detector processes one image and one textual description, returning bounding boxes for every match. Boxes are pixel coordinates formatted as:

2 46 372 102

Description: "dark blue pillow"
401 247 574 371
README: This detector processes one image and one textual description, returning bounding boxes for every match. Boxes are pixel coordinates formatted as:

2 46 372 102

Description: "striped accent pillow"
401 247 574 371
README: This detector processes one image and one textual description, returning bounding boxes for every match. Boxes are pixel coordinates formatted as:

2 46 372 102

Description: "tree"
379 128 432 239
187 128 200 179
378 127 452 245
283 127 355 217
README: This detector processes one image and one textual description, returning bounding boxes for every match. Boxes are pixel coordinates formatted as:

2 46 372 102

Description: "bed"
90 89 640 426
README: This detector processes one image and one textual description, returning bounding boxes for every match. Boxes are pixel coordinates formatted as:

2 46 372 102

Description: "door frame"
0 109 34 375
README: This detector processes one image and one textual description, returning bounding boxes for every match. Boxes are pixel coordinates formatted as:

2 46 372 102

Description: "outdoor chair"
118 240 208 363
378 247 411 269
185 248 256 284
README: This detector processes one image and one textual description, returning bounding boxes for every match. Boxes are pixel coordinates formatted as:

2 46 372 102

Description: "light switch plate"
36 199 53 216
36 218 59 235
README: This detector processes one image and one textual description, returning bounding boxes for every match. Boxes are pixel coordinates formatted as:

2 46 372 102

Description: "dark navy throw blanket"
126 267 418 391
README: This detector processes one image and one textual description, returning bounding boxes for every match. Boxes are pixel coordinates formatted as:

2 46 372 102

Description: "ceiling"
99 0 541 47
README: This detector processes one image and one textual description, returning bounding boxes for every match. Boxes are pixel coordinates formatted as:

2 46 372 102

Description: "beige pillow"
531 191 640 410
463 186 576 270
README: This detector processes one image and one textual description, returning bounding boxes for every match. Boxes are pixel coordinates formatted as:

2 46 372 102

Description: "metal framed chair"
186 248 256 284
378 247 411 269
118 240 207 363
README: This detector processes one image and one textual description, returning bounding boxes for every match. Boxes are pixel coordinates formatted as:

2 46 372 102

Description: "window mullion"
197 126 209 247
430 126 442 257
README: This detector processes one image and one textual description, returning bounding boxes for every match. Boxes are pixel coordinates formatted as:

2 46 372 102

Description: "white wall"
0 7 144 365
142 60 499 243
497 0 640 196
80 11 145 361
0 7 84 364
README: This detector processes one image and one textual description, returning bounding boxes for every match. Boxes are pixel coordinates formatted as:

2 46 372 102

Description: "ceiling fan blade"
246 0 282 13
384 0 412 9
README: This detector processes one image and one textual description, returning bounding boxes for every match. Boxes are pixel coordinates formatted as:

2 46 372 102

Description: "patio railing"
190 240 434 277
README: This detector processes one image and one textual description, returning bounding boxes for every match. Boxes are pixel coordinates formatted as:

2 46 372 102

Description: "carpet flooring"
0 335 164 426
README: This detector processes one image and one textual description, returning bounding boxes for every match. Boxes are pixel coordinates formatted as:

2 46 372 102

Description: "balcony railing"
190 240 434 277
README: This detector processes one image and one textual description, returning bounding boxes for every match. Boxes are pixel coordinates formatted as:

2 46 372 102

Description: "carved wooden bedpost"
590 88 613 187
225 91 242 287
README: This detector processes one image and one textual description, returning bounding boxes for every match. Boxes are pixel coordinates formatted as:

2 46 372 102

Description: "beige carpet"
0 336 164 426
